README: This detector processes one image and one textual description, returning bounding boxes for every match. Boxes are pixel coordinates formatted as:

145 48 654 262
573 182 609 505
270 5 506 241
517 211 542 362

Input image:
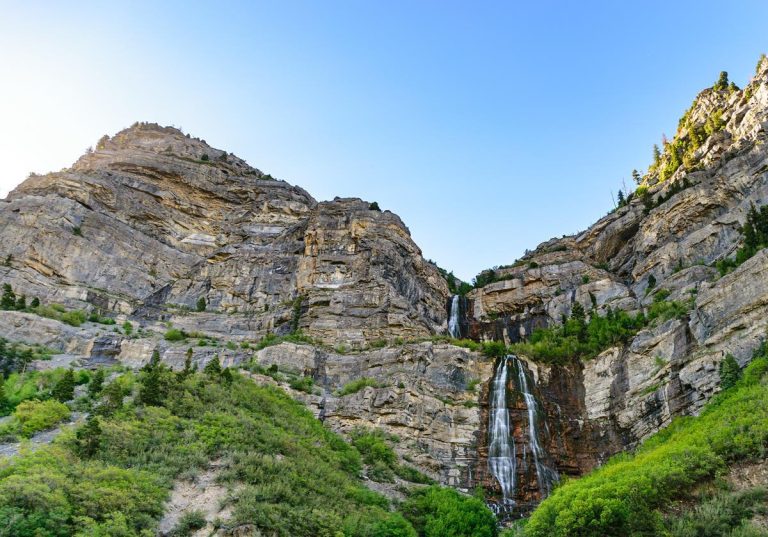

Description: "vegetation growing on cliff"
524 344 768 537
508 292 693 364
716 203 768 275
0 365 496 536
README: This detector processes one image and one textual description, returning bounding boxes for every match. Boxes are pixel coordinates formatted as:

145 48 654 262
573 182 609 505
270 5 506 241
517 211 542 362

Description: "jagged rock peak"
69 121 269 182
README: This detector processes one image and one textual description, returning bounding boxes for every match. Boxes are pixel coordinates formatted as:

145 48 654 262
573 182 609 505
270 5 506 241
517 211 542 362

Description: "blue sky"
1 1 766 280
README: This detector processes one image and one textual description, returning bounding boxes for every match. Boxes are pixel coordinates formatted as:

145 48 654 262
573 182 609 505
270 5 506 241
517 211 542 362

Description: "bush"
164 328 186 342
350 427 397 466
196 296 206 312
171 510 207 536
10 399 71 437
60 310 86 327
400 486 497 537
289 375 314 394
338 377 380 396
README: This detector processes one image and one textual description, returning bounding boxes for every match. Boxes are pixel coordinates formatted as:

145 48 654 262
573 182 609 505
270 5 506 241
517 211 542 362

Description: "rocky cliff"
2 56 768 518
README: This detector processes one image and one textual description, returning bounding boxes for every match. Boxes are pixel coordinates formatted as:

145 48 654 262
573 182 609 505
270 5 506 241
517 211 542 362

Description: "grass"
524 345 768 537
338 377 381 396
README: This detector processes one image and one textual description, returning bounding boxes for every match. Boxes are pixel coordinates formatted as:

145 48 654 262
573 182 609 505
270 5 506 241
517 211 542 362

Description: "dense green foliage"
0 366 492 536
400 487 497 537
0 368 89 417
524 346 768 537
0 398 71 438
508 291 693 364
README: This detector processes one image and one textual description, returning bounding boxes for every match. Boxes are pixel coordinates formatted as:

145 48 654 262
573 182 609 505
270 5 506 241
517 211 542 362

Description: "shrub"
196 296 206 312
369 201 381 211
338 377 380 396
289 375 314 394
170 510 207 536
12 399 71 437
400 486 497 537
61 310 86 327
164 328 186 342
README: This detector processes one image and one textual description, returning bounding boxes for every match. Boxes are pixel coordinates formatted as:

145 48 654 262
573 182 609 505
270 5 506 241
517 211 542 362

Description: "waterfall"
487 355 559 512
488 356 516 505
448 295 461 338
516 359 559 496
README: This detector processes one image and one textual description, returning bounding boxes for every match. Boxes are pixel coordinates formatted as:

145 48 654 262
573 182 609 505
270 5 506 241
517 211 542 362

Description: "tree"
88 368 105 398
1 284 16 310
220 367 233 385
139 367 163 406
647 274 657 291
99 381 124 415
30 297 40 308
0 377 9 414
617 190 626 207
652 144 662 166
15 295 26 310
75 415 102 458
719 354 741 390
369 201 381 211
204 355 222 377
714 71 729 91
52 369 76 402
196 296 207 312
632 169 642 185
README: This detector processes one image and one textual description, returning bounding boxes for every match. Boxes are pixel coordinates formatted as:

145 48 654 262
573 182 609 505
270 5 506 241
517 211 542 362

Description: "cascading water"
487 355 559 514
487 356 516 507
516 360 559 497
448 295 461 339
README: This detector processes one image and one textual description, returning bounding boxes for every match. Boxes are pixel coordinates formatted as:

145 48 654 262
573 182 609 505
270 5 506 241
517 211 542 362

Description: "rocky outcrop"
252 341 495 489
0 122 449 347
3 57 768 518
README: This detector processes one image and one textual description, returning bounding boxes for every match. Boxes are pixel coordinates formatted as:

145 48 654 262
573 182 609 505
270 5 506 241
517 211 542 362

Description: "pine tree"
1 284 16 310
652 144 662 167
196 296 207 312
617 190 626 207
632 169 642 185
99 381 124 415
76 415 102 458
204 355 222 377
89 368 105 398
30 297 40 308
139 367 162 406
220 367 233 385
719 354 741 390
714 71 729 91
52 369 76 402
145 349 161 370
15 295 26 310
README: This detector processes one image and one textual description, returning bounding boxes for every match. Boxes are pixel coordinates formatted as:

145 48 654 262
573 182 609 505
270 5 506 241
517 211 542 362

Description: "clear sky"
1 1 766 281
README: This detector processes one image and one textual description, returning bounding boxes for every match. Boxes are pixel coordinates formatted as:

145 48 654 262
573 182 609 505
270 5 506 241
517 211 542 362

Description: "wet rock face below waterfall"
478 356 560 515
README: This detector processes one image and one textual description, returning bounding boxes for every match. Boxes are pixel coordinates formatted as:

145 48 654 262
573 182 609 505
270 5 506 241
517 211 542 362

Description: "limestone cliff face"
463 56 768 506
0 122 448 346
3 57 768 515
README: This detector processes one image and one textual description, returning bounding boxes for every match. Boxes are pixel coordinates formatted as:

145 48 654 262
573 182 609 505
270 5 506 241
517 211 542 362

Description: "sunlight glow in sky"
1 1 767 280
